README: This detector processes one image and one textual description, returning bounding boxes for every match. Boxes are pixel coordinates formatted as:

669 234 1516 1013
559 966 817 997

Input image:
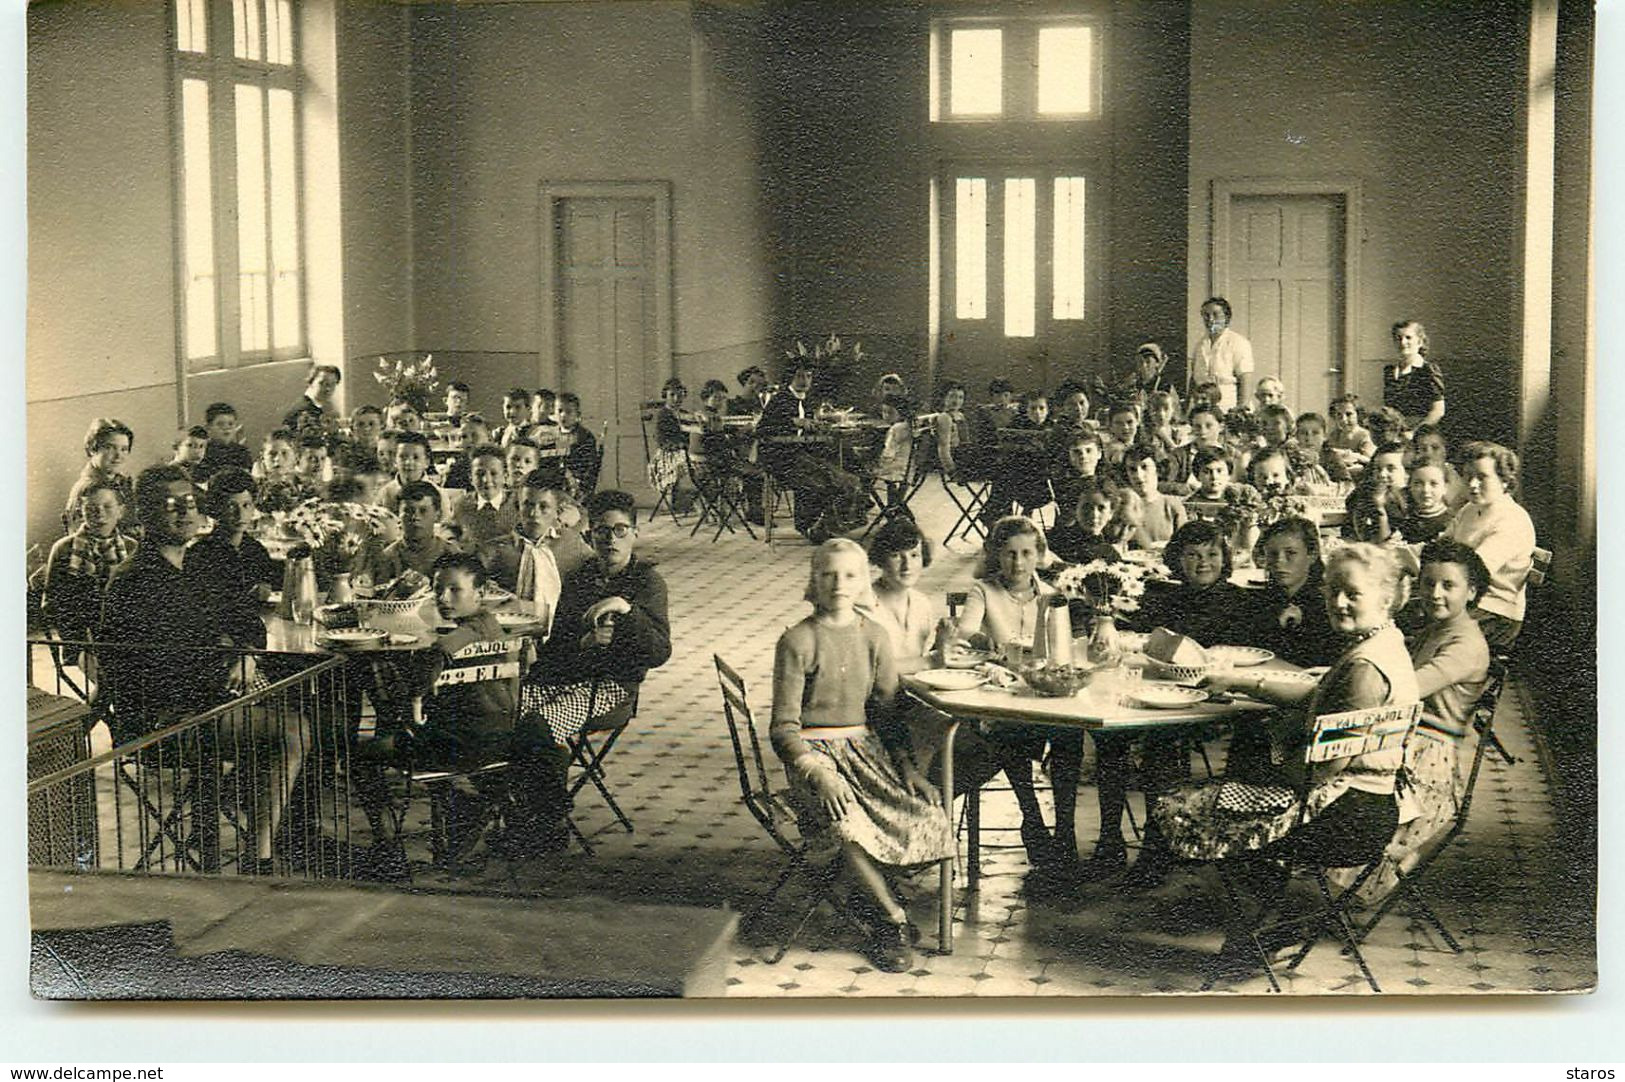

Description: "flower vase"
1230 522 1260 567
1086 614 1124 668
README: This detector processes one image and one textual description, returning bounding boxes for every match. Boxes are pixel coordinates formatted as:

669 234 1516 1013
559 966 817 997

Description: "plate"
387 632 420 647
943 647 992 669
481 584 517 604
318 627 388 647
912 669 988 692
1262 669 1322 687
494 611 540 630
1208 645 1275 667
1128 684 1208 710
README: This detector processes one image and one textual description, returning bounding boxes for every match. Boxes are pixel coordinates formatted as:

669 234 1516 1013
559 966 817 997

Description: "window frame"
929 12 1106 125
171 0 308 374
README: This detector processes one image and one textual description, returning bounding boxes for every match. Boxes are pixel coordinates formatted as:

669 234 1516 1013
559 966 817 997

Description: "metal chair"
1354 657 1509 949
684 442 755 542
384 637 526 877
638 402 684 526
1204 700 1426 993
714 654 858 963
563 681 640 855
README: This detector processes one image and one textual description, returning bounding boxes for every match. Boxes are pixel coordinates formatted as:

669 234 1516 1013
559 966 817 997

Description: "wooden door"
1226 194 1346 411
555 197 657 493
937 167 1103 396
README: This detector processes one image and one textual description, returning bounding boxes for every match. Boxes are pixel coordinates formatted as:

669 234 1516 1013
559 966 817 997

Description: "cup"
1001 639 1031 668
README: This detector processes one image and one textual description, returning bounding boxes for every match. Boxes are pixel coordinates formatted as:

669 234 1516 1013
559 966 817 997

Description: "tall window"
174 0 305 371
930 13 1103 354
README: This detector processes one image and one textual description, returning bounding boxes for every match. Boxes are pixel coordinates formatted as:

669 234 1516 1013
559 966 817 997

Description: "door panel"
1228 194 1345 412
556 197 656 492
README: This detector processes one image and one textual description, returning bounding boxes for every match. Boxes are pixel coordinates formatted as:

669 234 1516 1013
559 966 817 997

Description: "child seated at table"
1101 402 1144 483
379 431 445 515
505 438 546 495
1134 519 1249 647
1190 381 1225 414
404 552 515 776
196 402 253 485
443 381 470 424
253 428 312 513
187 467 278 646
1248 445 1299 500
1256 404 1295 454
772 538 952 973
868 393 914 506
375 480 461 582
349 404 384 459
450 444 519 546
1396 461 1455 544
1409 423 1466 508
44 479 136 654
950 516 1086 884
1189 447 1245 505
479 471 566 635
65 418 135 531
557 392 600 497
170 425 209 478
1367 539 1492 900
1242 515 1337 668
1169 404 1227 487
1050 429 1102 514
1327 393 1376 467
1346 442 1409 542
1367 405 1411 449
297 432 333 492
1146 390 1182 459
439 413 488 491
495 388 533 446
1047 478 1129 565
385 397 423 434
531 388 560 439
1123 446 1187 547
1294 411 1349 485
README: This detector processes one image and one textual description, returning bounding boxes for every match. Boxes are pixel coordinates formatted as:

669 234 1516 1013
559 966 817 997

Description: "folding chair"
859 416 927 541
714 654 859 963
1203 700 1425 993
937 469 991 547
1355 658 1509 949
384 637 525 877
684 443 755 542
563 681 639 855
638 402 684 526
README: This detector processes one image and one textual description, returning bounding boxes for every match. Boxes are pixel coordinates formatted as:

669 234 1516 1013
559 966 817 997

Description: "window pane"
1037 27 1093 114
175 0 207 54
1053 177 1087 320
234 0 262 61
1003 178 1035 337
949 28 1001 116
235 84 269 353
928 27 940 123
954 178 987 320
268 88 302 351
180 79 217 361
267 0 295 65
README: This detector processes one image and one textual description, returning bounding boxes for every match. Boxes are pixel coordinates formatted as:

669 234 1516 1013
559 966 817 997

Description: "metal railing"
27 640 356 880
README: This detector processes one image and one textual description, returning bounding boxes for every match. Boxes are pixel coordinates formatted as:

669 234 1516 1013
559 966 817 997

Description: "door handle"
1326 368 1342 375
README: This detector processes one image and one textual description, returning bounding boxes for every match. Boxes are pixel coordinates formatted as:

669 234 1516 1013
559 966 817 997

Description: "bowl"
1143 658 1218 684
1020 661 1097 697
362 594 432 616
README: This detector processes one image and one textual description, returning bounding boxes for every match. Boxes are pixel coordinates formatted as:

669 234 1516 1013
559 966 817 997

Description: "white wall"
405 1 771 417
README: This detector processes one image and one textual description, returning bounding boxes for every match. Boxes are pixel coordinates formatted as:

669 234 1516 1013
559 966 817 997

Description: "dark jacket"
1242 576 1339 668
185 530 277 650
532 555 671 687
1135 580 1250 648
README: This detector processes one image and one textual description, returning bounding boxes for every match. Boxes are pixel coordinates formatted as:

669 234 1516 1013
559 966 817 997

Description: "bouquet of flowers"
284 498 398 559
1051 558 1150 618
1258 490 1316 528
373 354 439 414
785 334 864 367
1214 484 1266 536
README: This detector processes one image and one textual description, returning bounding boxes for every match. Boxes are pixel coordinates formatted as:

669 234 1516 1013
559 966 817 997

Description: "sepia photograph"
22 0 1598 1002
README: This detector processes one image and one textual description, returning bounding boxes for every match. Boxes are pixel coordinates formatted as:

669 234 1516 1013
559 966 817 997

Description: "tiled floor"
36 482 1597 998
413 483 1597 998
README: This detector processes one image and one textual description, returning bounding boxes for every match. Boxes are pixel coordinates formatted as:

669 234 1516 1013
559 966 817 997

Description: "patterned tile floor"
37 483 1596 998
421 484 1596 998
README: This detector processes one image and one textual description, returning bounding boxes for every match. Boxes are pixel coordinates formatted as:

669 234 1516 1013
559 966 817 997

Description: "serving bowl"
1020 661 1097 697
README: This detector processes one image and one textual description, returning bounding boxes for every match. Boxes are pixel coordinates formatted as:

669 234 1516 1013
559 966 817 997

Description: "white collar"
477 490 508 511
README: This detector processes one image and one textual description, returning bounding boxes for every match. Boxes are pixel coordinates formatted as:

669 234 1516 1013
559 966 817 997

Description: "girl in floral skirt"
771 538 953 974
